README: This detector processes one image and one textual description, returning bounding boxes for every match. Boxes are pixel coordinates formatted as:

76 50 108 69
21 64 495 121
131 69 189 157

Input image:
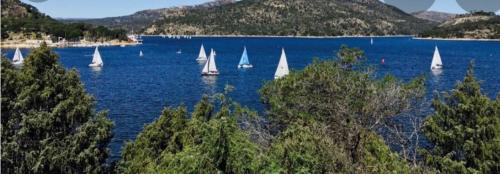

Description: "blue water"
3 37 500 161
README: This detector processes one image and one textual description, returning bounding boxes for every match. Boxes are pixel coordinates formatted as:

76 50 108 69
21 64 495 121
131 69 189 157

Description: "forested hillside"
1 0 127 41
139 0 435 36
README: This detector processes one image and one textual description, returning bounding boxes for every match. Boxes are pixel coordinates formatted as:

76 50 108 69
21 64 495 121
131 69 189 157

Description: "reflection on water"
431 69 443 77
202 76 217 94
90 66 103 74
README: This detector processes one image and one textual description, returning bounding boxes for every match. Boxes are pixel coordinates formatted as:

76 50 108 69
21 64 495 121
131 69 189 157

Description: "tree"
264 121 350 174
1 43 113 174
118 93 265 174
260 46 425 172
336 45 365 68
422 63 500 174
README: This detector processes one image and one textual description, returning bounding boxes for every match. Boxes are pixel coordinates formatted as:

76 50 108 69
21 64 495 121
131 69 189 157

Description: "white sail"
202 49 219 75
274 48 289 79
371 38 374 45
431 46 443 70
139 50 144 57
197 44 208 61
12 47 24 64
202 50 211 73
89 47 103 67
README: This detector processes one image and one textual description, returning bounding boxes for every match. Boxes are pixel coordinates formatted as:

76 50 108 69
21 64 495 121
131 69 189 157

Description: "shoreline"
3 35 498 49
413 37 500 42
145 34 500 41
1 40 140 49
143 34 414 39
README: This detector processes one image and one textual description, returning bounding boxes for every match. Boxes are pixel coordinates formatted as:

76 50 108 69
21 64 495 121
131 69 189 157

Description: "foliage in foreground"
1 43 113 173
260 46 425 171
3 44 498 174
422 63 500 174
120 46 423 173
117 93 265 173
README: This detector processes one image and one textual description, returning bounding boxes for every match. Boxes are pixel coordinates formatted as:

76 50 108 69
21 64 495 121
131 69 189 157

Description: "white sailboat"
139 50 144 57
274 48 289 79
431 46 443 70
238 46 253 68
196 44 208 61
370 38 374 45
202 49 219 76
89 47 104 67
12 47 24 65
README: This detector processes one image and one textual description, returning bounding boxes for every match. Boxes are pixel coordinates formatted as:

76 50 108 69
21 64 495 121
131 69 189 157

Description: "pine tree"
422 63 500 174
1 43 113 174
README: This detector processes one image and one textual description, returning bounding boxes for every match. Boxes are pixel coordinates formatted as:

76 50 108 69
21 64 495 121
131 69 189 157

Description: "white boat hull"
89 63 103 67
238 64 253 69
12 61 23 66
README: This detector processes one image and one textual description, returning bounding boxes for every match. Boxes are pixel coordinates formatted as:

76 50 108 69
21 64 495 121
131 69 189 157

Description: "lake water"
4 37 500 161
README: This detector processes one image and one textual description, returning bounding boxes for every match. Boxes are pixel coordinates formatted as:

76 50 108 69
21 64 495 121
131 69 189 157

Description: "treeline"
1 44 499 173
0 0 127 42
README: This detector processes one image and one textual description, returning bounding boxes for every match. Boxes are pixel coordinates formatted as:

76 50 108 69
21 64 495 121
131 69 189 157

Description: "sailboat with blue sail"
238 46 253 68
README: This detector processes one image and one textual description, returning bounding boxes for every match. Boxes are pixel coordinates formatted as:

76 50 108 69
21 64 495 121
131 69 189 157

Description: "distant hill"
142 0 435 36
61 0 237 32
420 12 500 39
412 11 456 23
1 0 126 41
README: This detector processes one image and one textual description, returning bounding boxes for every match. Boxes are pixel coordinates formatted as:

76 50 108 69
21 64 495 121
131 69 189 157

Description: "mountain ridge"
411 11 456 23
420 12 500 39
61 0 237 32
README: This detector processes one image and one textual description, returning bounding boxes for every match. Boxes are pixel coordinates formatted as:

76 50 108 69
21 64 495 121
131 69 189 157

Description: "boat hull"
431 65 443 70
238 64 254 68
202 71 220 76
89 63 103 67
12 61 23 66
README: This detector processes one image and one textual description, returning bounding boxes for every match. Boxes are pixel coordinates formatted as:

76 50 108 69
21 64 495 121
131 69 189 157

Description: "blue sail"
239 47 250 65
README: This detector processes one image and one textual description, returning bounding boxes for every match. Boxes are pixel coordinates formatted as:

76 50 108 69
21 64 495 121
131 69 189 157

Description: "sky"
20 0 495 19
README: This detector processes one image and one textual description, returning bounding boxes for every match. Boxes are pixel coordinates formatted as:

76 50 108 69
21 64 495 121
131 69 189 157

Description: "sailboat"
139 50 144 57
177 49 182 54
238 46 253 68
430 46 443 70
202 49 219 76
12 47 24 65
89 47 104 67
196 44 208 61
370 38 374 45
274 48 289 79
